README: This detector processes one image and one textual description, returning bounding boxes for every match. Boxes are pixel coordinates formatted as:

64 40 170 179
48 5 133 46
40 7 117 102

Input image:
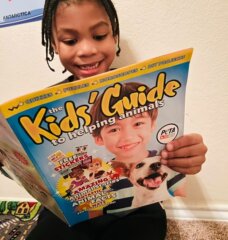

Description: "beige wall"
1 0 228 220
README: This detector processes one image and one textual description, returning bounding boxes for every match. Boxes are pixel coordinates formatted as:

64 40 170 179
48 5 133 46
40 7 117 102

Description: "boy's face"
95 113 156 162
52 1 117 79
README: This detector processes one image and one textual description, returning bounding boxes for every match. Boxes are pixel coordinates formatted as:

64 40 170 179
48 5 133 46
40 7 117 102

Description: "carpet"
166 218 228 240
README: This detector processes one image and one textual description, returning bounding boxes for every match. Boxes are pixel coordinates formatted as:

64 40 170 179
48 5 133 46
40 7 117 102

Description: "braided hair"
42 0 121 71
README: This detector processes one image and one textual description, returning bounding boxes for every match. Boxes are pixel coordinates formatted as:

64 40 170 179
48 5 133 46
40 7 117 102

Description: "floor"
1 200 228 240
166 219 228 240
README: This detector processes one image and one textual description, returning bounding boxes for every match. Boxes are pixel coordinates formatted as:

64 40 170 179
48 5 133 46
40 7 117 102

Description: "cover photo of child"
89 81 186 212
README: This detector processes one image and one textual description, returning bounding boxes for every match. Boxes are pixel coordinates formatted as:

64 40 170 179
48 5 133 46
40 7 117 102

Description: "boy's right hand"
160 133 207 175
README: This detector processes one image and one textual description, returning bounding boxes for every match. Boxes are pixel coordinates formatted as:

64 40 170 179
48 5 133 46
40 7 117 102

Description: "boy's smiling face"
52 0 117 79
95 113 156 163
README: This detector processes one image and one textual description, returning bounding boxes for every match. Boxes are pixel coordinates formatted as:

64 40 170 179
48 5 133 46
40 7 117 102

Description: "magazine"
0 48 193 226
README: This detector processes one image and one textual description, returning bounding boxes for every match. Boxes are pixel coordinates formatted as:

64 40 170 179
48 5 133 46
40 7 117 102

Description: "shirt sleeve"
0 158 13 180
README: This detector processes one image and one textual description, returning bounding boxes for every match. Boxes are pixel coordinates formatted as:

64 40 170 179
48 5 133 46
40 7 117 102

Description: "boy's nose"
121 126 136 139
76 39 98 57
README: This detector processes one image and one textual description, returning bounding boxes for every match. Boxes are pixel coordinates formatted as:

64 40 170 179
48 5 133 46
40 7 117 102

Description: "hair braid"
42 0 59 71
100 0 121 56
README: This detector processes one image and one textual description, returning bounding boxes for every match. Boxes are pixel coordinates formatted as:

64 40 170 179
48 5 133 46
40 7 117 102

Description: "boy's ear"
52 41 59 54
94 136 104 146
51 29 59 54
114 34 118 44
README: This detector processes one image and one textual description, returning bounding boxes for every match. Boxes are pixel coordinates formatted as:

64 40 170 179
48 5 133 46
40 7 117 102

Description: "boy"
0 0 207 239
90 82 159 165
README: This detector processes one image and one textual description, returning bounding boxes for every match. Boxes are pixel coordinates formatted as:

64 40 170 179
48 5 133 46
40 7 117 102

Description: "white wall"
1 0 228 220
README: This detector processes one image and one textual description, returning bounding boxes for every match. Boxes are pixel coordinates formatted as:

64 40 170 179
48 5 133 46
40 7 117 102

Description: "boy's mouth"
78 62 100 70
75 61 103 78
118 142 139 150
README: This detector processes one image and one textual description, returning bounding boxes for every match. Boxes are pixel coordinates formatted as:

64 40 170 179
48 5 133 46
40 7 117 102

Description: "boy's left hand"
160 133 207 175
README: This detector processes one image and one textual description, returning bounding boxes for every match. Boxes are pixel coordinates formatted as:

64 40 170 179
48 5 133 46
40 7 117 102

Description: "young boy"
90 82 158 162
0 0 207 239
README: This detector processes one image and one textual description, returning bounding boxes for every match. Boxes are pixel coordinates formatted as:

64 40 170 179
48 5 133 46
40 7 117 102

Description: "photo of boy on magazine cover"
89 81 186 213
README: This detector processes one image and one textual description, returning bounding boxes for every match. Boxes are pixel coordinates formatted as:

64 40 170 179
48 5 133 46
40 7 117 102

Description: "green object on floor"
0 201 42 239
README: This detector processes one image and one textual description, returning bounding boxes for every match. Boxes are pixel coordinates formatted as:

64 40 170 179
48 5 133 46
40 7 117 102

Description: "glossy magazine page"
0 48 193 226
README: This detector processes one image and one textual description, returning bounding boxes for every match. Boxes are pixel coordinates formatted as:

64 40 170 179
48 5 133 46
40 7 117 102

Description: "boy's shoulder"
52 69 115 87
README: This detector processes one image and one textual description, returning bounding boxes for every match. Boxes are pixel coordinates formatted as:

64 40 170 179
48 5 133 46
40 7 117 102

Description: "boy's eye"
135 121 145 127
93 34 107 41
63 39 77 46
108 127 119 133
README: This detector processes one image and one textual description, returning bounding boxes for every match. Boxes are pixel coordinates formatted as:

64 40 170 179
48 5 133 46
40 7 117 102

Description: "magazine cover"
0 48 193 226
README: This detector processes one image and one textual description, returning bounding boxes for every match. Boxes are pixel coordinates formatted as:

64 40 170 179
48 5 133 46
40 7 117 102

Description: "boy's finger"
161 143 205 159
161 155 205 168
166 133 203 151
168 165 201 175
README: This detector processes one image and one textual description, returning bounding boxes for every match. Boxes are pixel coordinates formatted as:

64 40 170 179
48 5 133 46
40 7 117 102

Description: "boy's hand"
160 133 207 175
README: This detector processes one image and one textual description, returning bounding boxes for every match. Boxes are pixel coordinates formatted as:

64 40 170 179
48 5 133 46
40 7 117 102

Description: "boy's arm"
160 133 207 175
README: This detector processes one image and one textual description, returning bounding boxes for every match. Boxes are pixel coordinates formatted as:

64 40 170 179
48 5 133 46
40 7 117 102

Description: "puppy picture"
111 156 184 208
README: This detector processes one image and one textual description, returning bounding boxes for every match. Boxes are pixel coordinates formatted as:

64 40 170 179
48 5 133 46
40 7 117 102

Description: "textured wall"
0 0 228 219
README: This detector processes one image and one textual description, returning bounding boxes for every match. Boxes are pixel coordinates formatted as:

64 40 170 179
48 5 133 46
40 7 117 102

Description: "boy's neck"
71 68 115 82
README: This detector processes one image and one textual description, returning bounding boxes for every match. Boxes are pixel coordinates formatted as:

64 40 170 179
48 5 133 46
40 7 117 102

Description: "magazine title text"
19 72 181 145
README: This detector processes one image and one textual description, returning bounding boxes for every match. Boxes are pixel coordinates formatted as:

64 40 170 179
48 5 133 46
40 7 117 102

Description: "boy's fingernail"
161 151 168 159
161 159 168 165
166 142 173 151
